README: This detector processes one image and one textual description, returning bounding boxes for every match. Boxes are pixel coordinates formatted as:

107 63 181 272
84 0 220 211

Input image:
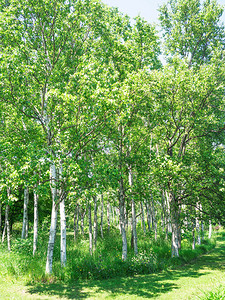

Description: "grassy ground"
0 234 225 299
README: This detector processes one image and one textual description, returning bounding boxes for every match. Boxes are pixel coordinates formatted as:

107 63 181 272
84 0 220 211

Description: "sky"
102 0 225 25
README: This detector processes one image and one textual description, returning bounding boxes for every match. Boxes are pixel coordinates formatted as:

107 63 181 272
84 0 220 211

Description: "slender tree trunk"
5 188 11 251
119 179 127 261
107 201 110 233
128 164 138 255
151 195 157 241
74 204 79 241
5 203 10 251
46 163 58 274
161 191 168 239
200 204 204 241
93 196 98 250
88 202 93 255
201 220 204 241
178 203 181 250
60 196 66 267
165 191 172 234
169 190 179 257
33 187 39 256
124 205 128 230
80 208 85 237
208 219 212 239
192 218 196 250
141 202 146 234
100 194 104 238
59 164 66 268
112 206 115 223
131 199 138 254
145 200 151 232
196 212 201 245
2 224 6 243
73 207 77 241
21 186 29 239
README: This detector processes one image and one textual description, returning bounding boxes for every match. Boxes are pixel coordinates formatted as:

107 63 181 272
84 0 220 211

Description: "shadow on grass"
27 267 210 299
27 236 225 299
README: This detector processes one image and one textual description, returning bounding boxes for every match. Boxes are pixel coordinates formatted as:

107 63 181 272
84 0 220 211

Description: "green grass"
0 227 223 299
198 286 225 300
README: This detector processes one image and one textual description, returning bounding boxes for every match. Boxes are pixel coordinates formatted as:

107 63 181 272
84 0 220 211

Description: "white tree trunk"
141 202 146 234
93 196 98 250
80 209 85 236
145 200 151 232
201 220 204 241
2 224 6 244
6 188 11 251
59 164 66 268
151 195 157 241
33 187 39 256
88 203 93 255
129 164 138 255
74 204 79 240
119 180 127 260
131 199 138 255
21 186 29 239
107 201 110 233
100 194 104 238
208 219 212 239
5 204 10 251
196 215 201 245
60 196 66 267
192 218 196 250
169 191 179 257
46 163 58 274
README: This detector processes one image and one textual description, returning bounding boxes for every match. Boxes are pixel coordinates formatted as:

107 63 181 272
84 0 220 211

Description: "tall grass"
0 224 217 284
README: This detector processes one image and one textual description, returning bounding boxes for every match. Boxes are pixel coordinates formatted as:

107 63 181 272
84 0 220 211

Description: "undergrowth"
0 224 218 284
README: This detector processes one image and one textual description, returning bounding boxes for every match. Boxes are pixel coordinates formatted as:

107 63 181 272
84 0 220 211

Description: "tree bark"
107 201 110 233
74 204 79 240
151 195 157 241
192 218 196 250
119 179 127 260
60 195 66 267
145 200 151 232
59 164 66 268
2 224 6 244
169 191 179 257
100 194 104 238
140 202 146 234
88 202 93 255
46 163 58 274
21 186 29 239
208 219 212 239
93 196 98 250
80 208 85 237
196 209 201 245
5 203 10 251
129 164 138 255
33 187 39 256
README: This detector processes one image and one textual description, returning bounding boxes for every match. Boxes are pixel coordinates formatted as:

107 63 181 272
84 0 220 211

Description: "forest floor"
1 236 225 300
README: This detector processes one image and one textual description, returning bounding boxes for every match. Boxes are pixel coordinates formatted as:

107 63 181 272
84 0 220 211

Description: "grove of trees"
0 0 225 275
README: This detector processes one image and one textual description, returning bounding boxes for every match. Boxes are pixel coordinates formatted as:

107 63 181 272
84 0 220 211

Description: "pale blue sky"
102 0 225 25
